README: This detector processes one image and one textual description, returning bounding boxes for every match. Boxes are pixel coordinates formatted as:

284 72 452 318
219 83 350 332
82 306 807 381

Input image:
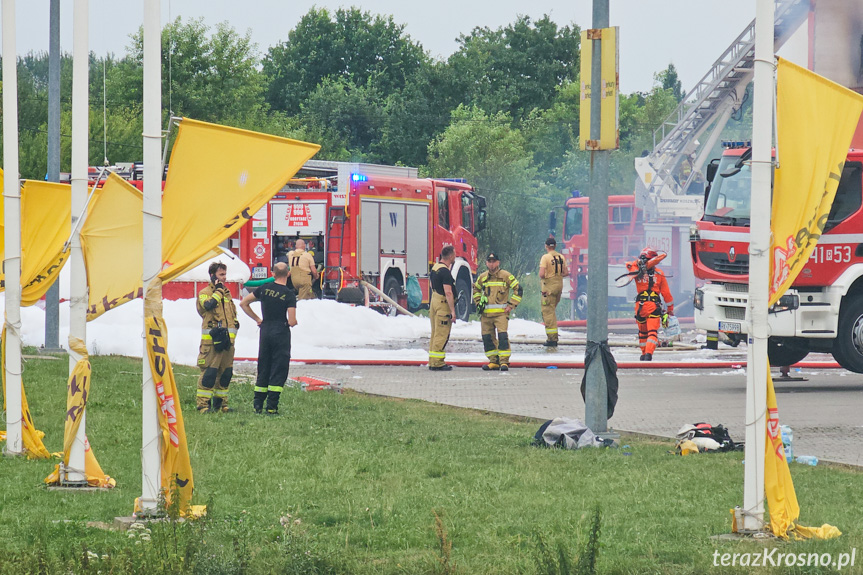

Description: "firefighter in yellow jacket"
196 262 240 413
539 236 569 347
286 238 318 300
473 252 522 371
428 245 458 371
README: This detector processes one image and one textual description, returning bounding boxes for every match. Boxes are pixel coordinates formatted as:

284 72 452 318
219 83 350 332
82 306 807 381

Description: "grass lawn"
1 351 861 574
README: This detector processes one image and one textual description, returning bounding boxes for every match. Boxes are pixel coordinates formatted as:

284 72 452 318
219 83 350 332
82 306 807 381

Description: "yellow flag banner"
43 337 115 488
83 120 319 320
141 284 198 514
1 327 50 458
82 174 145 320
770 58 863 304
762 58 862 540
159 118 320 282
0 175 71 305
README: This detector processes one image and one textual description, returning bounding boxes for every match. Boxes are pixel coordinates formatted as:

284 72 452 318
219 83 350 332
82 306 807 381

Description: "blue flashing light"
440 177 468 183
721 140 752 149
351 173 368 182
571 190 582 198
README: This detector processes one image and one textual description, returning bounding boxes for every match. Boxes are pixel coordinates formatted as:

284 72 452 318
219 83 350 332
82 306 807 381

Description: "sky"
4 0 807 95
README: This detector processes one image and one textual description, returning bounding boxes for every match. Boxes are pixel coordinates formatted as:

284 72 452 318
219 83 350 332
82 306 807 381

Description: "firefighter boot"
643 353 653 361
500 364 509 372
196 367 218 413
482 362 500 371
253 386 268 414
265 384 284 416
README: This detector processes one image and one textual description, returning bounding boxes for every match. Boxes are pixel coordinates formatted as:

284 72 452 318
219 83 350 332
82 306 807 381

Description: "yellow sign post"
579 27 619 150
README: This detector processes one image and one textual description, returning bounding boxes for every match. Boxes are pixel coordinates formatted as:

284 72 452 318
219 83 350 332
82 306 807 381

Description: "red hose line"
234 357 841 369
557 317 695 328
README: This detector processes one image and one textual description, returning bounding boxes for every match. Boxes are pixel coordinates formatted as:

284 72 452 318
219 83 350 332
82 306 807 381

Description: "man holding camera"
196 262 240 413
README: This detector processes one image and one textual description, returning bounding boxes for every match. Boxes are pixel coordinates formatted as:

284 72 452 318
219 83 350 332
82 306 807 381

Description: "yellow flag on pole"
159 118 320 282
764 58 863 539
0 174 71 305
43 337 116 487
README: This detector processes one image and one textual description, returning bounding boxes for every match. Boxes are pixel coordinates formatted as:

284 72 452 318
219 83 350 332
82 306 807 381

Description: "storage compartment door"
406 204 429 276
380 203 406 255
360 200 380 274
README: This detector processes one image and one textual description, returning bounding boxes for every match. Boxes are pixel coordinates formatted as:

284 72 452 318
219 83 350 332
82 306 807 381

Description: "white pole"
2 0 23 457
64 0 89 484
742 0 774 532
140 0 162 514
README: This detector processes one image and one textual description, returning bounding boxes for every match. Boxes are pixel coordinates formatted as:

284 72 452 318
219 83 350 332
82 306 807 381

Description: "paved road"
288 363 863 466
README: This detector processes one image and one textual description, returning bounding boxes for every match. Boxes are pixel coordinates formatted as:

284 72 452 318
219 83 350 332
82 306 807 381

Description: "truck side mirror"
705 159 719 183
548 210 557 237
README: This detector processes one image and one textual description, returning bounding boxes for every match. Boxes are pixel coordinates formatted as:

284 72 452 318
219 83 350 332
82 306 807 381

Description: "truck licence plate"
719 321 741 333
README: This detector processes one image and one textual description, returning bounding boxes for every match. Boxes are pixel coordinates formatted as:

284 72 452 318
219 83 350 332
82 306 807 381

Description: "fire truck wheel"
766 337 809 367
383 276 401 316
832 294 863 373
575 286 588 320
455 275 471 322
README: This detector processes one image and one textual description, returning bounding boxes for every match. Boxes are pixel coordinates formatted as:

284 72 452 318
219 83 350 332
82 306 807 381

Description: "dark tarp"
580 340 619 419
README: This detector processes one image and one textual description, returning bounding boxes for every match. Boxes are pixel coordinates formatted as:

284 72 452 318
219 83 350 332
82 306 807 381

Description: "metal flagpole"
584 0 610 433
64 0 90 485
2 0 24 457
44 0 62 353
741 0 774 532
140 0 163 514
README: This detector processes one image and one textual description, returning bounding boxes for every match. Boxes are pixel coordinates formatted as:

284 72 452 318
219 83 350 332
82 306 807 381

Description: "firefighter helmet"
640 247 659 260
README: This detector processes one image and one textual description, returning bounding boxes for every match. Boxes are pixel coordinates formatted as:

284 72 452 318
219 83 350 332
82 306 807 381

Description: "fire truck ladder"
321 205 347 299
635 0 810 219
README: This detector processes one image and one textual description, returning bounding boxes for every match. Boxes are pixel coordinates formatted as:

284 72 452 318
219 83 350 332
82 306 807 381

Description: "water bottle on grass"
795 455 818 466
780 425 793 462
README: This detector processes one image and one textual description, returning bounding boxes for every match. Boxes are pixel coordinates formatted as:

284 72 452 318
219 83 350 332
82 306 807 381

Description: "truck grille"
699 252 749 275
723 307 746 320
723 283 748 293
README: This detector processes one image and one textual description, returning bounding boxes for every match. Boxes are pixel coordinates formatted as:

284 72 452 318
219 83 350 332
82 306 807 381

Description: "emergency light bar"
721 140 752 149
351 173 368 182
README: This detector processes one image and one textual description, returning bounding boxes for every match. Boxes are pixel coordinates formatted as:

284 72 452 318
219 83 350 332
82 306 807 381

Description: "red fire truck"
230 161 487 321
692 142 863 370
561 193 695 319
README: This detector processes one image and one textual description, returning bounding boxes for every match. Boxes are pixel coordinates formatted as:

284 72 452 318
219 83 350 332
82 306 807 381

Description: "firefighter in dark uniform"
239 262 298 414
196 262 239 413
539 236 569 346
632 247 674 361
428 245 458 371
473 253 522 371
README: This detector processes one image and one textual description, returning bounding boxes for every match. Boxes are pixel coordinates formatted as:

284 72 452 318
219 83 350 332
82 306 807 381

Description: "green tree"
263 7 428 115
655 63 684 102
426 105 560 274
446 15 580 121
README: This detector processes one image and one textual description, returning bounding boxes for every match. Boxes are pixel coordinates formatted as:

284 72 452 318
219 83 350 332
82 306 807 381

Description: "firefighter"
632 247 674 361
473 253 522 371
239 262 298 415
196 262 240 413
539 236 569 347
428 245 458 371
287 238 318 300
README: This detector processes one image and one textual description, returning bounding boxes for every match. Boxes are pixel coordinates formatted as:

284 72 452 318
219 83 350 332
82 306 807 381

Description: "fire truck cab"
232 161 487 321
692 142 863 370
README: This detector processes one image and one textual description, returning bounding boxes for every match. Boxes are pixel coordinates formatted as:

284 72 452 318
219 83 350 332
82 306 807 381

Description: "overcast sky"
7 1 807 94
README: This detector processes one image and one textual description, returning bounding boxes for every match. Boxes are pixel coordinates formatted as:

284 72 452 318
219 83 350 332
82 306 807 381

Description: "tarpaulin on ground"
44 337 115 487
0 171 71 305
762 57 863 540
135 282 203 516
1 327 50 458
580 340 619 419
83 119 320 320
159 118 320 282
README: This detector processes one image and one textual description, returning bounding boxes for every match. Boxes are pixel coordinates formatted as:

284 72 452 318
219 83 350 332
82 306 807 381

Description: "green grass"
1 351 862 574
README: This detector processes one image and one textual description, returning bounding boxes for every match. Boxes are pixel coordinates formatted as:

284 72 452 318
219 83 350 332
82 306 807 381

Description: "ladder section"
321 206 347 299
636 0 810 219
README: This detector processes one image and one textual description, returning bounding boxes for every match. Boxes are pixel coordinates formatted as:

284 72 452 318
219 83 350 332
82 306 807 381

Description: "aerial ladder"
634 0 811 221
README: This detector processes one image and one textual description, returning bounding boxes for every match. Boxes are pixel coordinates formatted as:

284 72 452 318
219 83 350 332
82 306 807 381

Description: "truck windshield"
564 207 583 240
703 155 751 224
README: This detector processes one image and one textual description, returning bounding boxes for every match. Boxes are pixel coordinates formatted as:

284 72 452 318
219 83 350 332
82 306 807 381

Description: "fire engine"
691 0 863 370
692 143 863 370
561 193 695 319
230 161 487 321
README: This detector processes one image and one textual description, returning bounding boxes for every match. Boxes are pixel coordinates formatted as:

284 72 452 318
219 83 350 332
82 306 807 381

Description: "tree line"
0 8 721 275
